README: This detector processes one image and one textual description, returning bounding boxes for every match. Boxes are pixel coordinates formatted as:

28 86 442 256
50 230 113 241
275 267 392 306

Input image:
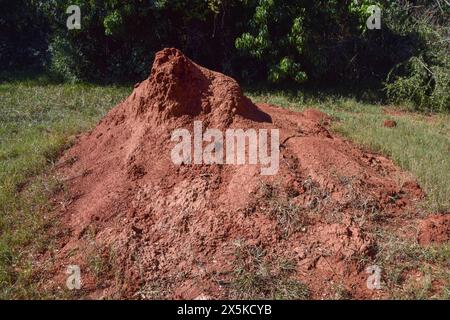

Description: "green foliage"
39 0 251 82
237 0 449 110
235 0 308 83
103 10 123 36
384 2 450 112
386 56 450 112
3 0 449 112
269 57 307 83
0 0 49 71
348 0 383 30
235 0 392 83
48 35 83 82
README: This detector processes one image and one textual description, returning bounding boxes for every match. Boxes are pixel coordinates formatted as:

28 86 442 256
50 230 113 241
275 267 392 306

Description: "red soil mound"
126 47 269 129
418 215 450 245
383 120 397 128
46 48 427 299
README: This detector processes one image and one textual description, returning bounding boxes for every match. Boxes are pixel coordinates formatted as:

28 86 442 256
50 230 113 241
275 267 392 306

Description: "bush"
42 0 252 82
236 0 393 84
0 0 49 72
386 57 450 112
384 2 450 112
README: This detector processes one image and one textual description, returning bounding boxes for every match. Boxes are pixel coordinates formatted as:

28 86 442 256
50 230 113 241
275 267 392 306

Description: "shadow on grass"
243 79 387 106
0 70 136 88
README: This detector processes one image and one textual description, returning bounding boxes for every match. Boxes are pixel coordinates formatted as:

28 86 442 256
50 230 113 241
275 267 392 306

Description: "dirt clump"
303 108 331 125
43 48 427 299
383 120 397 128
127 47 269 129
418 215 450 245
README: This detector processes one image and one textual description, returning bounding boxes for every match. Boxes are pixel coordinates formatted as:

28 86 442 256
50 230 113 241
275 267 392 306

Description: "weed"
231 241 310 300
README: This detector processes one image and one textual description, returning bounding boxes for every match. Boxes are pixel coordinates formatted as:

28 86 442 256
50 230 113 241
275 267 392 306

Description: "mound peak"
127 48 268 128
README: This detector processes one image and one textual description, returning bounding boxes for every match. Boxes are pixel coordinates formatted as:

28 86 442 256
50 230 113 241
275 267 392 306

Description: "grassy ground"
0 77 130 298
0 78 448 298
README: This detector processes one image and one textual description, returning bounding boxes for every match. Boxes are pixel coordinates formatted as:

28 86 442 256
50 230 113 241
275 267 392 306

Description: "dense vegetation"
1 0 449 112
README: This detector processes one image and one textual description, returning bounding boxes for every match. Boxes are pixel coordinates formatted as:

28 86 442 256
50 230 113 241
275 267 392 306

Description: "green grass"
0 77 448 299
231 240 310 299
373 230 450 299
247 91 450 213
0 78 130 298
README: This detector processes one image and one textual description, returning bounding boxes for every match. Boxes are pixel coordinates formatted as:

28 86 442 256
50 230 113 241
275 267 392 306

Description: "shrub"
384 2 450 112
0 0 49 72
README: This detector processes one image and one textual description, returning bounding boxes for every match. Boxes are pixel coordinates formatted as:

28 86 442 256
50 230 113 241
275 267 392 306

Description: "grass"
0 76 448 299
257 182 307 238
0 77 130 298
373 230 450 299
231 240 310 299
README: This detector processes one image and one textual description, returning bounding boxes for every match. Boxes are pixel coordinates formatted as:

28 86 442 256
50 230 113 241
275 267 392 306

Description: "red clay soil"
41 48 443 299
383 120 397 128
418 215 450 245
